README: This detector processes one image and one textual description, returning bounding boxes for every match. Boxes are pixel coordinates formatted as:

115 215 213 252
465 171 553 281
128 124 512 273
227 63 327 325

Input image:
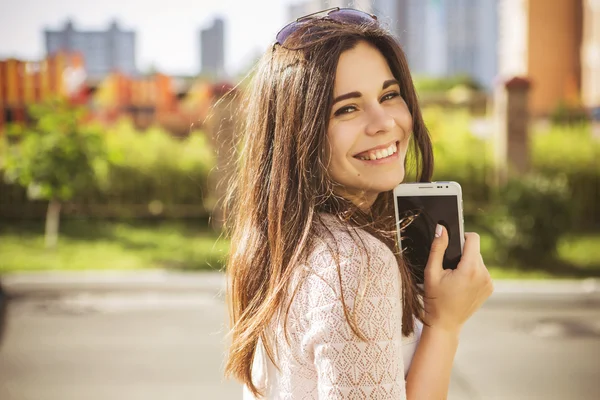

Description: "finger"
479 254 487 270
461 232 481 262
425 224 449 275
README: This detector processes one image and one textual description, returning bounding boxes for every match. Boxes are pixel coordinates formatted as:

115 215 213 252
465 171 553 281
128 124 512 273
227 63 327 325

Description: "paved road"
0 273 599 400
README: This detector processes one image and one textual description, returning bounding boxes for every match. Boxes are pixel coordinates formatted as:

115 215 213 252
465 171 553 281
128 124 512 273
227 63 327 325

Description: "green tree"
1 99 107 248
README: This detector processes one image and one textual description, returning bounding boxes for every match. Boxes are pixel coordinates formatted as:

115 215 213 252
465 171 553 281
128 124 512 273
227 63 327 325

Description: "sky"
0 0 300 76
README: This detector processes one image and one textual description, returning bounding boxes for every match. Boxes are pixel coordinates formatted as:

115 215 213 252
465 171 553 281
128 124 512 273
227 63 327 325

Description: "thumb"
425 224 449 274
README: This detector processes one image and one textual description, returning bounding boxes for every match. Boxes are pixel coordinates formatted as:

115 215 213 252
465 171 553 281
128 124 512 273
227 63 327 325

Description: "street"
0 273 599 400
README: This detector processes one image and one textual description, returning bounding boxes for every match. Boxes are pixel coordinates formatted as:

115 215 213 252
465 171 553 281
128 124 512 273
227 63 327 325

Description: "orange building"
92 72 177 130
0 52 87 129
0 50 231 135
498 0 600 116
0 52 181 132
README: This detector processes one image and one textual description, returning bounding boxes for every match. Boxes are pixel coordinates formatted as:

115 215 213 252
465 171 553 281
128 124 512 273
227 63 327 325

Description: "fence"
2 167 599 231
0 179 209 220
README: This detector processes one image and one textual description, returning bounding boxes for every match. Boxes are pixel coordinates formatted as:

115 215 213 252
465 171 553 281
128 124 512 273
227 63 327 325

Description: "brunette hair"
223 18 433 397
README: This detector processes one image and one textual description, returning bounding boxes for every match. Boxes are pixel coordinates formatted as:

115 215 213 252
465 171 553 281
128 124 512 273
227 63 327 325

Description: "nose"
364 103 395 136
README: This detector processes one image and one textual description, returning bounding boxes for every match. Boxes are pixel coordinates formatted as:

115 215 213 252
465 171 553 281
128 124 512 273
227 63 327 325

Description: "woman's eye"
381 91 400 102
334 106 357 116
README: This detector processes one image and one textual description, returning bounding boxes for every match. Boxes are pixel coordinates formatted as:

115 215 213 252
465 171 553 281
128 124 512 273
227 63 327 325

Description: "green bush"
422 107 494 207
1 101 107 201
422 110 600 231
549 101 589 126
1 118 216 217
532 122 598 171
484 174 573 266
4 105 598 237
531 122 600 230
420 109 599 267
93 119 215 209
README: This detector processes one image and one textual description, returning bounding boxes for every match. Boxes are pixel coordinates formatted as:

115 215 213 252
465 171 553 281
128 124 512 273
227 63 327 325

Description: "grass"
557 234 600 269
1 219 599 279
0 219 229 273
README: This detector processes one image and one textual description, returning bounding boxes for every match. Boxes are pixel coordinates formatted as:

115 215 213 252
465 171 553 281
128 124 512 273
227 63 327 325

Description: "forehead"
333 41 395 95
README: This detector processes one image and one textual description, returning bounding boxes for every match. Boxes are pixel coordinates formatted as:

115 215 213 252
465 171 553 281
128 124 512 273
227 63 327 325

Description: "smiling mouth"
354 141 399 161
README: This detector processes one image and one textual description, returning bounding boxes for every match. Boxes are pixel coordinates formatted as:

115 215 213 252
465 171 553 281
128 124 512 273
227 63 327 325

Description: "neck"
333 188 378 213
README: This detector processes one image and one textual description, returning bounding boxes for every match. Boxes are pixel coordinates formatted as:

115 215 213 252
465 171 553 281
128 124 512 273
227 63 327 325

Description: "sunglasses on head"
275 7 378 46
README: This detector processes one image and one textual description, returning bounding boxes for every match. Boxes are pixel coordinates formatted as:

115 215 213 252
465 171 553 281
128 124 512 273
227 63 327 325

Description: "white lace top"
243 213 423 399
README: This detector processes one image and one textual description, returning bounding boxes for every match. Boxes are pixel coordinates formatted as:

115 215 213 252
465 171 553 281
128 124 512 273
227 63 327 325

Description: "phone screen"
396 195 462 284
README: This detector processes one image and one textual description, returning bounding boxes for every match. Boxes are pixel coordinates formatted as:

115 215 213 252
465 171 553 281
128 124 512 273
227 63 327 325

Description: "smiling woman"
223 7 493 400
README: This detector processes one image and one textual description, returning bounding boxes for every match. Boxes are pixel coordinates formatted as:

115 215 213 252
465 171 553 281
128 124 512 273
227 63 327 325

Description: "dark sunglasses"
275 7 378 46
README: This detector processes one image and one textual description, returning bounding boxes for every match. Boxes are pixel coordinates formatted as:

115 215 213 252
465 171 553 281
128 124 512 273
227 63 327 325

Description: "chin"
367 174 405 194
371 183 400 194
382 169 405 189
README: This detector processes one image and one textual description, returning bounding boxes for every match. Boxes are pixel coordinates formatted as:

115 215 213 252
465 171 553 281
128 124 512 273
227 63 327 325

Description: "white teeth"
357 142 399 161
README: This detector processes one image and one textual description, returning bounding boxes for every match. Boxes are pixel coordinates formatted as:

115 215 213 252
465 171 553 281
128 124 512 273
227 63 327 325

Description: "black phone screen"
396 195 462 284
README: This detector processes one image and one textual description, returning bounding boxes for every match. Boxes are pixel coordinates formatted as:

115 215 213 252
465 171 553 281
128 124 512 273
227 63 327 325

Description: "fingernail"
435 224 443 238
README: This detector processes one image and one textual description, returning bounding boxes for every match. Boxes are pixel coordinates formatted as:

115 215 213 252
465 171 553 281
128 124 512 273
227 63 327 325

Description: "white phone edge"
392 181 466 255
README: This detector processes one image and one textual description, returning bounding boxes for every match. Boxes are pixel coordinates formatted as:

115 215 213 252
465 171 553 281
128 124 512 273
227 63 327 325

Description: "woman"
224 8 493 399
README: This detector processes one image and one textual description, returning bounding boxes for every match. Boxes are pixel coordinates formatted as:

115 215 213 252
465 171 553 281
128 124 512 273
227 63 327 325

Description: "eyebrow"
332 79 400 106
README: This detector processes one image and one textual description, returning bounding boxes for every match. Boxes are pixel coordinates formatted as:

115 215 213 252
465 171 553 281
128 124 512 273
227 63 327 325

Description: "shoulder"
293 213 401 308
309 213 398 275
285 214 405 355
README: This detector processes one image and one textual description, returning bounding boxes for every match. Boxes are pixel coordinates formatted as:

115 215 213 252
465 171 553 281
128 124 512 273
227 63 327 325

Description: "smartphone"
393 181 465 284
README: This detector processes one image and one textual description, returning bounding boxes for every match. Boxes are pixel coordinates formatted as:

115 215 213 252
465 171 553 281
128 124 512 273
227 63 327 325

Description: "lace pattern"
245 214 419 399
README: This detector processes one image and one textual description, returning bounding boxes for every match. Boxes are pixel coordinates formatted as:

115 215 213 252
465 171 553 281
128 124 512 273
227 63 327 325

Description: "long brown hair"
223 18 433 397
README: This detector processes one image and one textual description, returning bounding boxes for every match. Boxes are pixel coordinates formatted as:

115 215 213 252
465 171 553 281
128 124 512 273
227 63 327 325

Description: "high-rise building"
445 0 498 88
371 0 405 42
396 0 430 74
395 0 449 77
391 0 498 89
45 20 137 79
200 18 225 78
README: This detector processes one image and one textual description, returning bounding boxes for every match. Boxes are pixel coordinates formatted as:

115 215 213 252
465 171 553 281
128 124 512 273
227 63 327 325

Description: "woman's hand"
422 225 494 333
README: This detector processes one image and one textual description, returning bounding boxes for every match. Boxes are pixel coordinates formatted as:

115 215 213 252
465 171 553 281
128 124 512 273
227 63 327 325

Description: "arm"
405 326 459 399
406 226 493 399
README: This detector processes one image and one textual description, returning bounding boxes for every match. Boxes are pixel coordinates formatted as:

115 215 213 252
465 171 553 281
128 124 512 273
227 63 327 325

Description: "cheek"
395 111 413 152
327 126 353 162
396 107 413 133
400 131 411 153
326 128 358 180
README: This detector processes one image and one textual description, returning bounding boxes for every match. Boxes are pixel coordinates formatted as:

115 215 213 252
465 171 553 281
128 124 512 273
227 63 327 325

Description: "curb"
1 270 599 296
492 278 600 295
1 270 226 296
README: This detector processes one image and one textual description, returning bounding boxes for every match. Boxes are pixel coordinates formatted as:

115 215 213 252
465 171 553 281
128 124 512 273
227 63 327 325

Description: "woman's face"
326 40 413 209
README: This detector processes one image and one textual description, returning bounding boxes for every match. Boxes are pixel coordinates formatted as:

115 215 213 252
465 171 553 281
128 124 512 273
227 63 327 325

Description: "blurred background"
0 0 599 399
